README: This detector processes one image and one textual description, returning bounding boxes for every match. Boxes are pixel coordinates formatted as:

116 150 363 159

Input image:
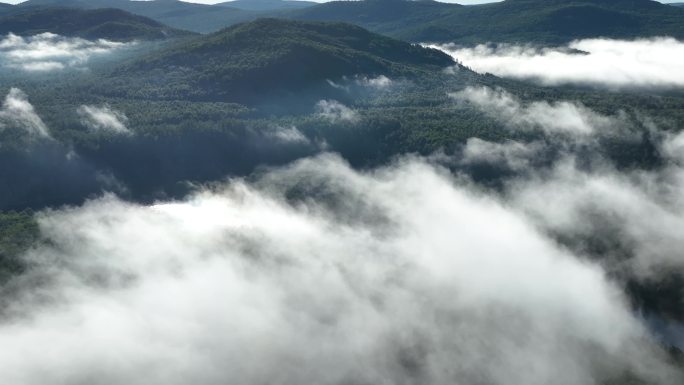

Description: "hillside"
18 0 266 33
287 0 684 44
0 7 193 41
107 18 454 102
218 0 317 11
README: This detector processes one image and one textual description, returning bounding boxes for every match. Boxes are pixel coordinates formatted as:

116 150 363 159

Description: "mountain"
217 0 317 11
671 2 684 7
18 0 265 33
287 0 684 44
289 0 461 37
108 18 454 102
0 7 193 41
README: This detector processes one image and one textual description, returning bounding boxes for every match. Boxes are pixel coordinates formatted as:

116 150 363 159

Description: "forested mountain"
287 0 684 44
17 0 264 33
217 0 317 11
105 18 454 101
0 7 192 40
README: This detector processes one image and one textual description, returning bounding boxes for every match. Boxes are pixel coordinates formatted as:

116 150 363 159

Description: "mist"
0 152 680 385
0 87 50 139
432 38 684 89
0 33 132 72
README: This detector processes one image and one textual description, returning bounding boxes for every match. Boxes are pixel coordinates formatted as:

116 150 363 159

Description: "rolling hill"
0 7 193 41
107 18 454 102
287 0 684 44
217 0 317 11
17 0 264 33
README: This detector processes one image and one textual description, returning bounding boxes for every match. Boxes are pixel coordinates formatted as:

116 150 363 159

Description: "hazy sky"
0 0 679 5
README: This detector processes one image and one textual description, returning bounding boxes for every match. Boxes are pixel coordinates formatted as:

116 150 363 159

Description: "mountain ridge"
0 7 193 41
105 18 455 102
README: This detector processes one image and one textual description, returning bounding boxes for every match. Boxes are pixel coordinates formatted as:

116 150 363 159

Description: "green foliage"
102 18 454 101
0 211 38 282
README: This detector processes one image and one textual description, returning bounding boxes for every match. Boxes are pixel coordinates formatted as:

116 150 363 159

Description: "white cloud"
77 105 131 135
450 86 626 137
0 33 131 72
0 88 50 139
356 75 393 89
432 38 684 88
315 99 360 123
461 137 542 170
264 125 309 144
0 154 680 385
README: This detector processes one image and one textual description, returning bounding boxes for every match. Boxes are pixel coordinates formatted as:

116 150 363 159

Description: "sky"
1 0 681 5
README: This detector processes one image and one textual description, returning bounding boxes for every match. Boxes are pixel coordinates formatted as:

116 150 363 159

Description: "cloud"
315 100 360 123
450 86 627 137
0 154 680 385
460 137 542 170
356 75 393 89
77 105 131 135
0 88 50 139
432 38 684 88
263 125 310 145
509 138 684 278
0 33 130 72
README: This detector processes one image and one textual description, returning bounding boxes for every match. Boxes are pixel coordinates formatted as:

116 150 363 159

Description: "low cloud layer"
0 88 50 139
77 105 131 135
0 33 130 72
433 38 684 88
1 153 681 385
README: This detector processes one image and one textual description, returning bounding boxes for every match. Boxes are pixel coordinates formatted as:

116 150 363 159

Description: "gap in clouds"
430 37 684 89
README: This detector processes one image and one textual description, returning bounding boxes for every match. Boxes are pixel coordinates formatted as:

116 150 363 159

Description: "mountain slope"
108 18 454 102
287 0 684 44
18 0 267 33
0 7 193 41
217 0 317 11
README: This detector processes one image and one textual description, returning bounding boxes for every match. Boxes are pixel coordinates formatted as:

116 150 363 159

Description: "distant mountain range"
217 0 317 11
15 0 265 33
106 18 454 102
0 7 192 40
286 0 684 44
5 0 684 44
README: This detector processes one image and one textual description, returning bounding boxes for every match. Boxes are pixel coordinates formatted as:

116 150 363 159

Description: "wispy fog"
451 86 628 138
315 99 360 123
0 33 131 72
0 88 50 139
432 38 684 88
77 105 131 135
